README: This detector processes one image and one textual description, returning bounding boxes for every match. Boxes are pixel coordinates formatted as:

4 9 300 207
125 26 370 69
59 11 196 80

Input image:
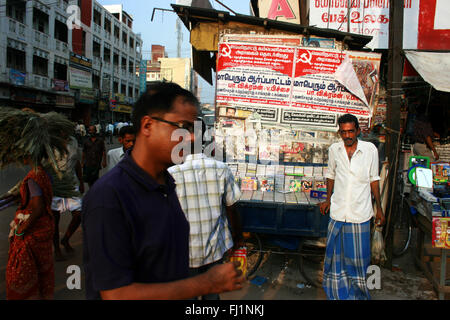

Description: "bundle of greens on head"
0 107 75 181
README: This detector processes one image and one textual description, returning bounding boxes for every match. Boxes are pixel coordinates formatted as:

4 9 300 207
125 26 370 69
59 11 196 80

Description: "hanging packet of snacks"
229 247 248 277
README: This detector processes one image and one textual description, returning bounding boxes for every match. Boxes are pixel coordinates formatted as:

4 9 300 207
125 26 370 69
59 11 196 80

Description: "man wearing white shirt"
106 125 135 171
106 123 114 144
319 114 384 300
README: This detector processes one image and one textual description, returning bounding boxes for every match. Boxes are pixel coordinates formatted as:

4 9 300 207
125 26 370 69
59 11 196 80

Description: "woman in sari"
6 159 54 299
0 107 75 300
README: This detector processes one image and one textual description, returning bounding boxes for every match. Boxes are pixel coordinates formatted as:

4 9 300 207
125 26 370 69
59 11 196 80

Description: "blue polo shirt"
82 151 190 300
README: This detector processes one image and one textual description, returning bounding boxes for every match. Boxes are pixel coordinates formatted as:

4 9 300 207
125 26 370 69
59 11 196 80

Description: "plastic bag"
371 225 387 265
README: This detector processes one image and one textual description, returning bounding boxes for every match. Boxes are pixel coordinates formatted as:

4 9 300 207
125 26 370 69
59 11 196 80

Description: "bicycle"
392 168 417 257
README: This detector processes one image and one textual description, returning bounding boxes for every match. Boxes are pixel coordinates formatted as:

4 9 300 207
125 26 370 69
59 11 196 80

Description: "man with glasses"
319 113 384 300
82 82 244 300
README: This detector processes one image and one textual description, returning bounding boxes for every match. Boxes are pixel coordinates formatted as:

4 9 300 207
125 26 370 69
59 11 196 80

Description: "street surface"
0 138 443 300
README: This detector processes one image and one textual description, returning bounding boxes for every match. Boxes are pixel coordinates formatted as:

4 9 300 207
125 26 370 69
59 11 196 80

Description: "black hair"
337 113 359 130
119 125 135 138
132 81 199 133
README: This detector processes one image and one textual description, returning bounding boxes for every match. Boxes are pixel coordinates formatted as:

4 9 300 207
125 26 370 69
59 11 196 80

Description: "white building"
93 2 142 105
0 0 143 123
0 0 74 112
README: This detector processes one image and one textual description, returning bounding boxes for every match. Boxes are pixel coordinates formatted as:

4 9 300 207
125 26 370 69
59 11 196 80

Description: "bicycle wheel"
392 197 412 257
298 238 326 288
242 232 263 277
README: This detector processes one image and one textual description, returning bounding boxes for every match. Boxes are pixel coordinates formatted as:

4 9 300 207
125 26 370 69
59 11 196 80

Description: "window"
6 0 26 23
54 62 67 80
92 74 100 89
104 17 111 33
54 20 68 43
121 57 127 71
128 85 132 97
33 55 48 76
121 84 126 95
113 81 119 94
93 40 101 58
129 38 134 49
93 9 102 26
104 47 111 63
129 61 134 73
7 47 26 72
33 8 49 34
122 31 127 44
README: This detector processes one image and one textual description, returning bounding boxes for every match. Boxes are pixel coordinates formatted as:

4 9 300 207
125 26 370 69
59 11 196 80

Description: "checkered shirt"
168 153 241 268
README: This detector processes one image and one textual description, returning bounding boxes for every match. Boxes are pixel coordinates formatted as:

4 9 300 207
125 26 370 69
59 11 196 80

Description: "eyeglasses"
151 117 195 133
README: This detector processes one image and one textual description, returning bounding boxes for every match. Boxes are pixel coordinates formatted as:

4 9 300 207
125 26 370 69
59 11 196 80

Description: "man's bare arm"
100 261 244 300
319 178 334 215
370 180 385 226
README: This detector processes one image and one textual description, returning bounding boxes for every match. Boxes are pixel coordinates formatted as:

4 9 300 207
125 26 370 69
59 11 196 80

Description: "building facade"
0 0 142 125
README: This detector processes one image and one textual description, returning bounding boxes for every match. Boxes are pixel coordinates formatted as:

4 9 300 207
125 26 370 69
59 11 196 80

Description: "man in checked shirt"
168 119 243 300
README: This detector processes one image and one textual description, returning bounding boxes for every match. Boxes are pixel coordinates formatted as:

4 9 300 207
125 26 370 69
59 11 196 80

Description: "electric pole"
384 0 404 269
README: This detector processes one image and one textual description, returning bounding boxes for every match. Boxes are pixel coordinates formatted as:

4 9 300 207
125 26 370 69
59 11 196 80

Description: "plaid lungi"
322 219 371 300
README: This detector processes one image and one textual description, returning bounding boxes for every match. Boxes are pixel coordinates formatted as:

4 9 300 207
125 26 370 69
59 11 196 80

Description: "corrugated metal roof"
171 4 373 49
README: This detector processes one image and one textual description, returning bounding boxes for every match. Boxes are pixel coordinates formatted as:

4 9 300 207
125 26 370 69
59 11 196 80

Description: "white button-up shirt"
325 139 380 223
106 147 124 172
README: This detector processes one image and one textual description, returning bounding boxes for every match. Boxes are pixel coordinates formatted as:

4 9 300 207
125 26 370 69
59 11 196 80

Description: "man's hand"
102 159 107 169
374 207 385 226
433 150 439 161
319 200 331 215
203 261 245 294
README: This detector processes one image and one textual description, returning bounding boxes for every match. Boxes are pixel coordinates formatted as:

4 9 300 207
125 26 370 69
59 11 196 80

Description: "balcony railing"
92 56 102 69
8 18 27 38
93 23 102 36
103 61 111 70
55 39 69 54
57 0 68 13
34 30 49 48
33 75 50 90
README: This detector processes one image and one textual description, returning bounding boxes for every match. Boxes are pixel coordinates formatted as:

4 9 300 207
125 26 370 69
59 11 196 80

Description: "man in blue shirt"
82 82 244 300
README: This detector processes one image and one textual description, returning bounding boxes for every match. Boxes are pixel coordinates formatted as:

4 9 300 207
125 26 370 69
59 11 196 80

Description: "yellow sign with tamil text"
116 104 132 114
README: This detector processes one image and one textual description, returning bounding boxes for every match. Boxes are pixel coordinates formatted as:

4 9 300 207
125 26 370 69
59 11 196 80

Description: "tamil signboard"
309 0 450 50
139 59 148 95
9 69 26 86
69 51 92 90
116 104 133 114
69 67 92 89
78 88 96 104
52 79 69 92
216 40 381 128
70 52 92 69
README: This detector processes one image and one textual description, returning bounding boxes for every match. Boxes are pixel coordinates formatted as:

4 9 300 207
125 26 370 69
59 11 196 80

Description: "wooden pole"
384 0 404 269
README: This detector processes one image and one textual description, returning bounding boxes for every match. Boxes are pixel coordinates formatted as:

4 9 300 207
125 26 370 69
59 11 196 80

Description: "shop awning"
404 51 450 93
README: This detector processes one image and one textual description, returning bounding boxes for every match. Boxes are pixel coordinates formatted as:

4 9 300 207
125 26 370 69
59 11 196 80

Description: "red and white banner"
216 41 381 128
309 0 450 50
